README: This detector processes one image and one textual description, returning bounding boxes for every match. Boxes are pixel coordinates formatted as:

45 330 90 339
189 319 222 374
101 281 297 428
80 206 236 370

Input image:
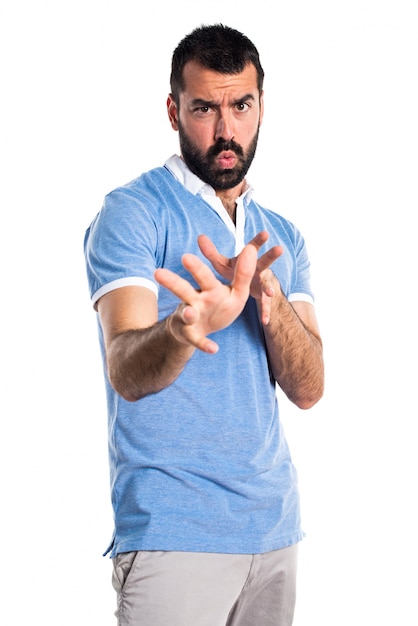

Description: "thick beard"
178 121 259 191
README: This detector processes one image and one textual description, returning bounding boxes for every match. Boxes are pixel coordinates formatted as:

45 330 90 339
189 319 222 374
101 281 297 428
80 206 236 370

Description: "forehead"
181 60 259 101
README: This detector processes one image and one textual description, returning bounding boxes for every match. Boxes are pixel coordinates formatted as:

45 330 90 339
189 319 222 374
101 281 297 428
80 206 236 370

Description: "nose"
215 113 234 142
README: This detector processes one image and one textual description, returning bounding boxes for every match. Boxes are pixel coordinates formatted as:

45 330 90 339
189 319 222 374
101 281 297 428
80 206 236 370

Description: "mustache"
207 138 244 158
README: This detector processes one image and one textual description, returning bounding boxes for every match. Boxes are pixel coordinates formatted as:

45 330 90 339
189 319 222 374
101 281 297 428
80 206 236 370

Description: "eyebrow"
190 93 256 108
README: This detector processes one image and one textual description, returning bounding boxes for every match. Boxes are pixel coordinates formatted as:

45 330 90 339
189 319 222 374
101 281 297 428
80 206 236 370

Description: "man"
84 23 324 626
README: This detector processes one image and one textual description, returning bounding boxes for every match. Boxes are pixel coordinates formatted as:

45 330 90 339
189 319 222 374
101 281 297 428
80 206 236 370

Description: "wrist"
166 309 191 348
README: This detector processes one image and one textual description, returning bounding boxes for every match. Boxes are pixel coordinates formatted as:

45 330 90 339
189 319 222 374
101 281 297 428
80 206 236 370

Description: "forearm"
262 291 324 409
106 315 195 402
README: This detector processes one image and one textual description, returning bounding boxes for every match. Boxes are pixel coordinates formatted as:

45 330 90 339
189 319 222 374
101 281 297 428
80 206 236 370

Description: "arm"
262 289 324 409
198 231 324 409
98 243 258 402
98 286 196 402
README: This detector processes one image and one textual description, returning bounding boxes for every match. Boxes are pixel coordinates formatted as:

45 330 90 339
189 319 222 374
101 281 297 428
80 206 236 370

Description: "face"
167 61 264 193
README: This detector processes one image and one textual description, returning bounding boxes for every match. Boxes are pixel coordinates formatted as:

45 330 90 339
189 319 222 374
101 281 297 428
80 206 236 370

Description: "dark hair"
170 24 264 104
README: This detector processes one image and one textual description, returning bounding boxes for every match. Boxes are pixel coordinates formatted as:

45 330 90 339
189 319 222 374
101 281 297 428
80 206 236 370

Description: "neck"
219 195 237 223
216 181 246 224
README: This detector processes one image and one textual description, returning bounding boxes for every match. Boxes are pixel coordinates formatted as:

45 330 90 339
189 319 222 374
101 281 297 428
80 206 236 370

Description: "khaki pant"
112 544 298 625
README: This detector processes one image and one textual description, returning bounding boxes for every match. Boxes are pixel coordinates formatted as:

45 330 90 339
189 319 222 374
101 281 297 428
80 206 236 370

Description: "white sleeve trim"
288 292 314 304
91 277 158 308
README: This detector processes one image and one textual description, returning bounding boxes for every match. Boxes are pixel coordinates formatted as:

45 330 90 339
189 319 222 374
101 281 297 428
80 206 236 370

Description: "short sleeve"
84 187 160 308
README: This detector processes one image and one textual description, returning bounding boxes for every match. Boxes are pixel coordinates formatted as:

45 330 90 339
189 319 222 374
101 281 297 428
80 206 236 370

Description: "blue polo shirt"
84 156 313 557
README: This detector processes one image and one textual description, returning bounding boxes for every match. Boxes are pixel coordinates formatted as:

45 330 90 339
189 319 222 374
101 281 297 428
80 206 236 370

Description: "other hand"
198 231 283 325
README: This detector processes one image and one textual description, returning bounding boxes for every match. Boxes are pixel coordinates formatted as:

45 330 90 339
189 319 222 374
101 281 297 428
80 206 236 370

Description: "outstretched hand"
198 231 283 325
154 241 258 354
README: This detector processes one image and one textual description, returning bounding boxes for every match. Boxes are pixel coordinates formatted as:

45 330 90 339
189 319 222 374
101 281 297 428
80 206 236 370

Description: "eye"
235 102 250 112
194 106 212 115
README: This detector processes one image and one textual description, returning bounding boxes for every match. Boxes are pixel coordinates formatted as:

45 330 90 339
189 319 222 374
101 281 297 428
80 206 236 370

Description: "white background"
1 1 417 624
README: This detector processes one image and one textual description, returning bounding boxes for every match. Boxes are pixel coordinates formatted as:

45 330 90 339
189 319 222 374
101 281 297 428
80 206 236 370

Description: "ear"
259 90 265 127
167 94 179 131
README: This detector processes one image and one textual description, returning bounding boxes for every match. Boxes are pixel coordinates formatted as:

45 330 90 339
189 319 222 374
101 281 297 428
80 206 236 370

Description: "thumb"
231 244 257 294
